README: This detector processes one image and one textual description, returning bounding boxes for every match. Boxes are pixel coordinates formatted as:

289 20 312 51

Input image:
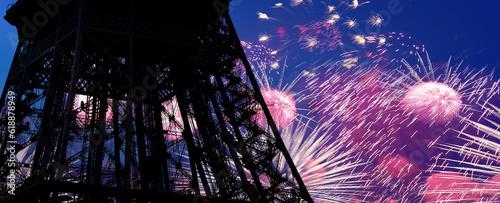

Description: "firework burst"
252 0 381 63
244 51 315 129
379 52 498 127
300 50 500 202
367 14 383 27
241 40 280 69
236 1 499 202
423 102 500 202
346 0 370 10
256 88 297 129
301 58 424 202
297 20 342 54
401 81 462 125
374 53 499 202
344 18 358 29
275 118 369 202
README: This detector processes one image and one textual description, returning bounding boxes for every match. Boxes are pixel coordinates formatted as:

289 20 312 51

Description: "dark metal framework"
0 0 312 202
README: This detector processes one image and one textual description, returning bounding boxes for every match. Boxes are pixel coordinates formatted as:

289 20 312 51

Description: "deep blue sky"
229 0 500 76
1 0 499 92
0 1 17 93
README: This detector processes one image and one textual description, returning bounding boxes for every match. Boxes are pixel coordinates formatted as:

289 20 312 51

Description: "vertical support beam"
86 97 98 184
55 0 87 167
135 103 150 190
94 95 107 185
31 45 61 176
124 0 135 191
112 99 122 188
152 99 171 192
174 90 201 196
31 88 55 176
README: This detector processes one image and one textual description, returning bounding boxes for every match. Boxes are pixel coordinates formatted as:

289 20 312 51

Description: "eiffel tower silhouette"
0 0 312 202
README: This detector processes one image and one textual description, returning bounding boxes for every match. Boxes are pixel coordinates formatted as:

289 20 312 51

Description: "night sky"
229 0 500 73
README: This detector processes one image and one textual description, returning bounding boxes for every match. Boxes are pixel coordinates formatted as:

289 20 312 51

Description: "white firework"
275 118 369 202
425 102 500 202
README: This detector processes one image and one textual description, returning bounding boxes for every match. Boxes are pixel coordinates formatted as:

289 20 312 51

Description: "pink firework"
257 88 296 129
481 174 500 199
422 172 484 202
297 21 341 54
401 81 462 125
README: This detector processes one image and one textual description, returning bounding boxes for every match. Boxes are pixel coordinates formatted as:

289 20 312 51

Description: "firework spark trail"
374 53 499 202
300 51 500 202
296 20 342 54
304 59 395 128
241 40 280 69
238 42 373 201
421 172 486 203
424 102 500 202
356 32 425 64
254 0 379 61
367 14 383 27
275 118 369 202
242 1 498 202
245 54 317 127
301 58 429 202
379 52 499 128
344 18 358 29
346 0 370 10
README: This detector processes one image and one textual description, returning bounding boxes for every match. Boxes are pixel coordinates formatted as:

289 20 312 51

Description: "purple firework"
297 21 342 54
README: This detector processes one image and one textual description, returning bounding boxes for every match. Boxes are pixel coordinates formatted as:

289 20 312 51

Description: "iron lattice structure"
0 0 313 202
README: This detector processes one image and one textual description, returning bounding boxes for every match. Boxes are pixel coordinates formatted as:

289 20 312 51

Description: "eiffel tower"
0 0 312 202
